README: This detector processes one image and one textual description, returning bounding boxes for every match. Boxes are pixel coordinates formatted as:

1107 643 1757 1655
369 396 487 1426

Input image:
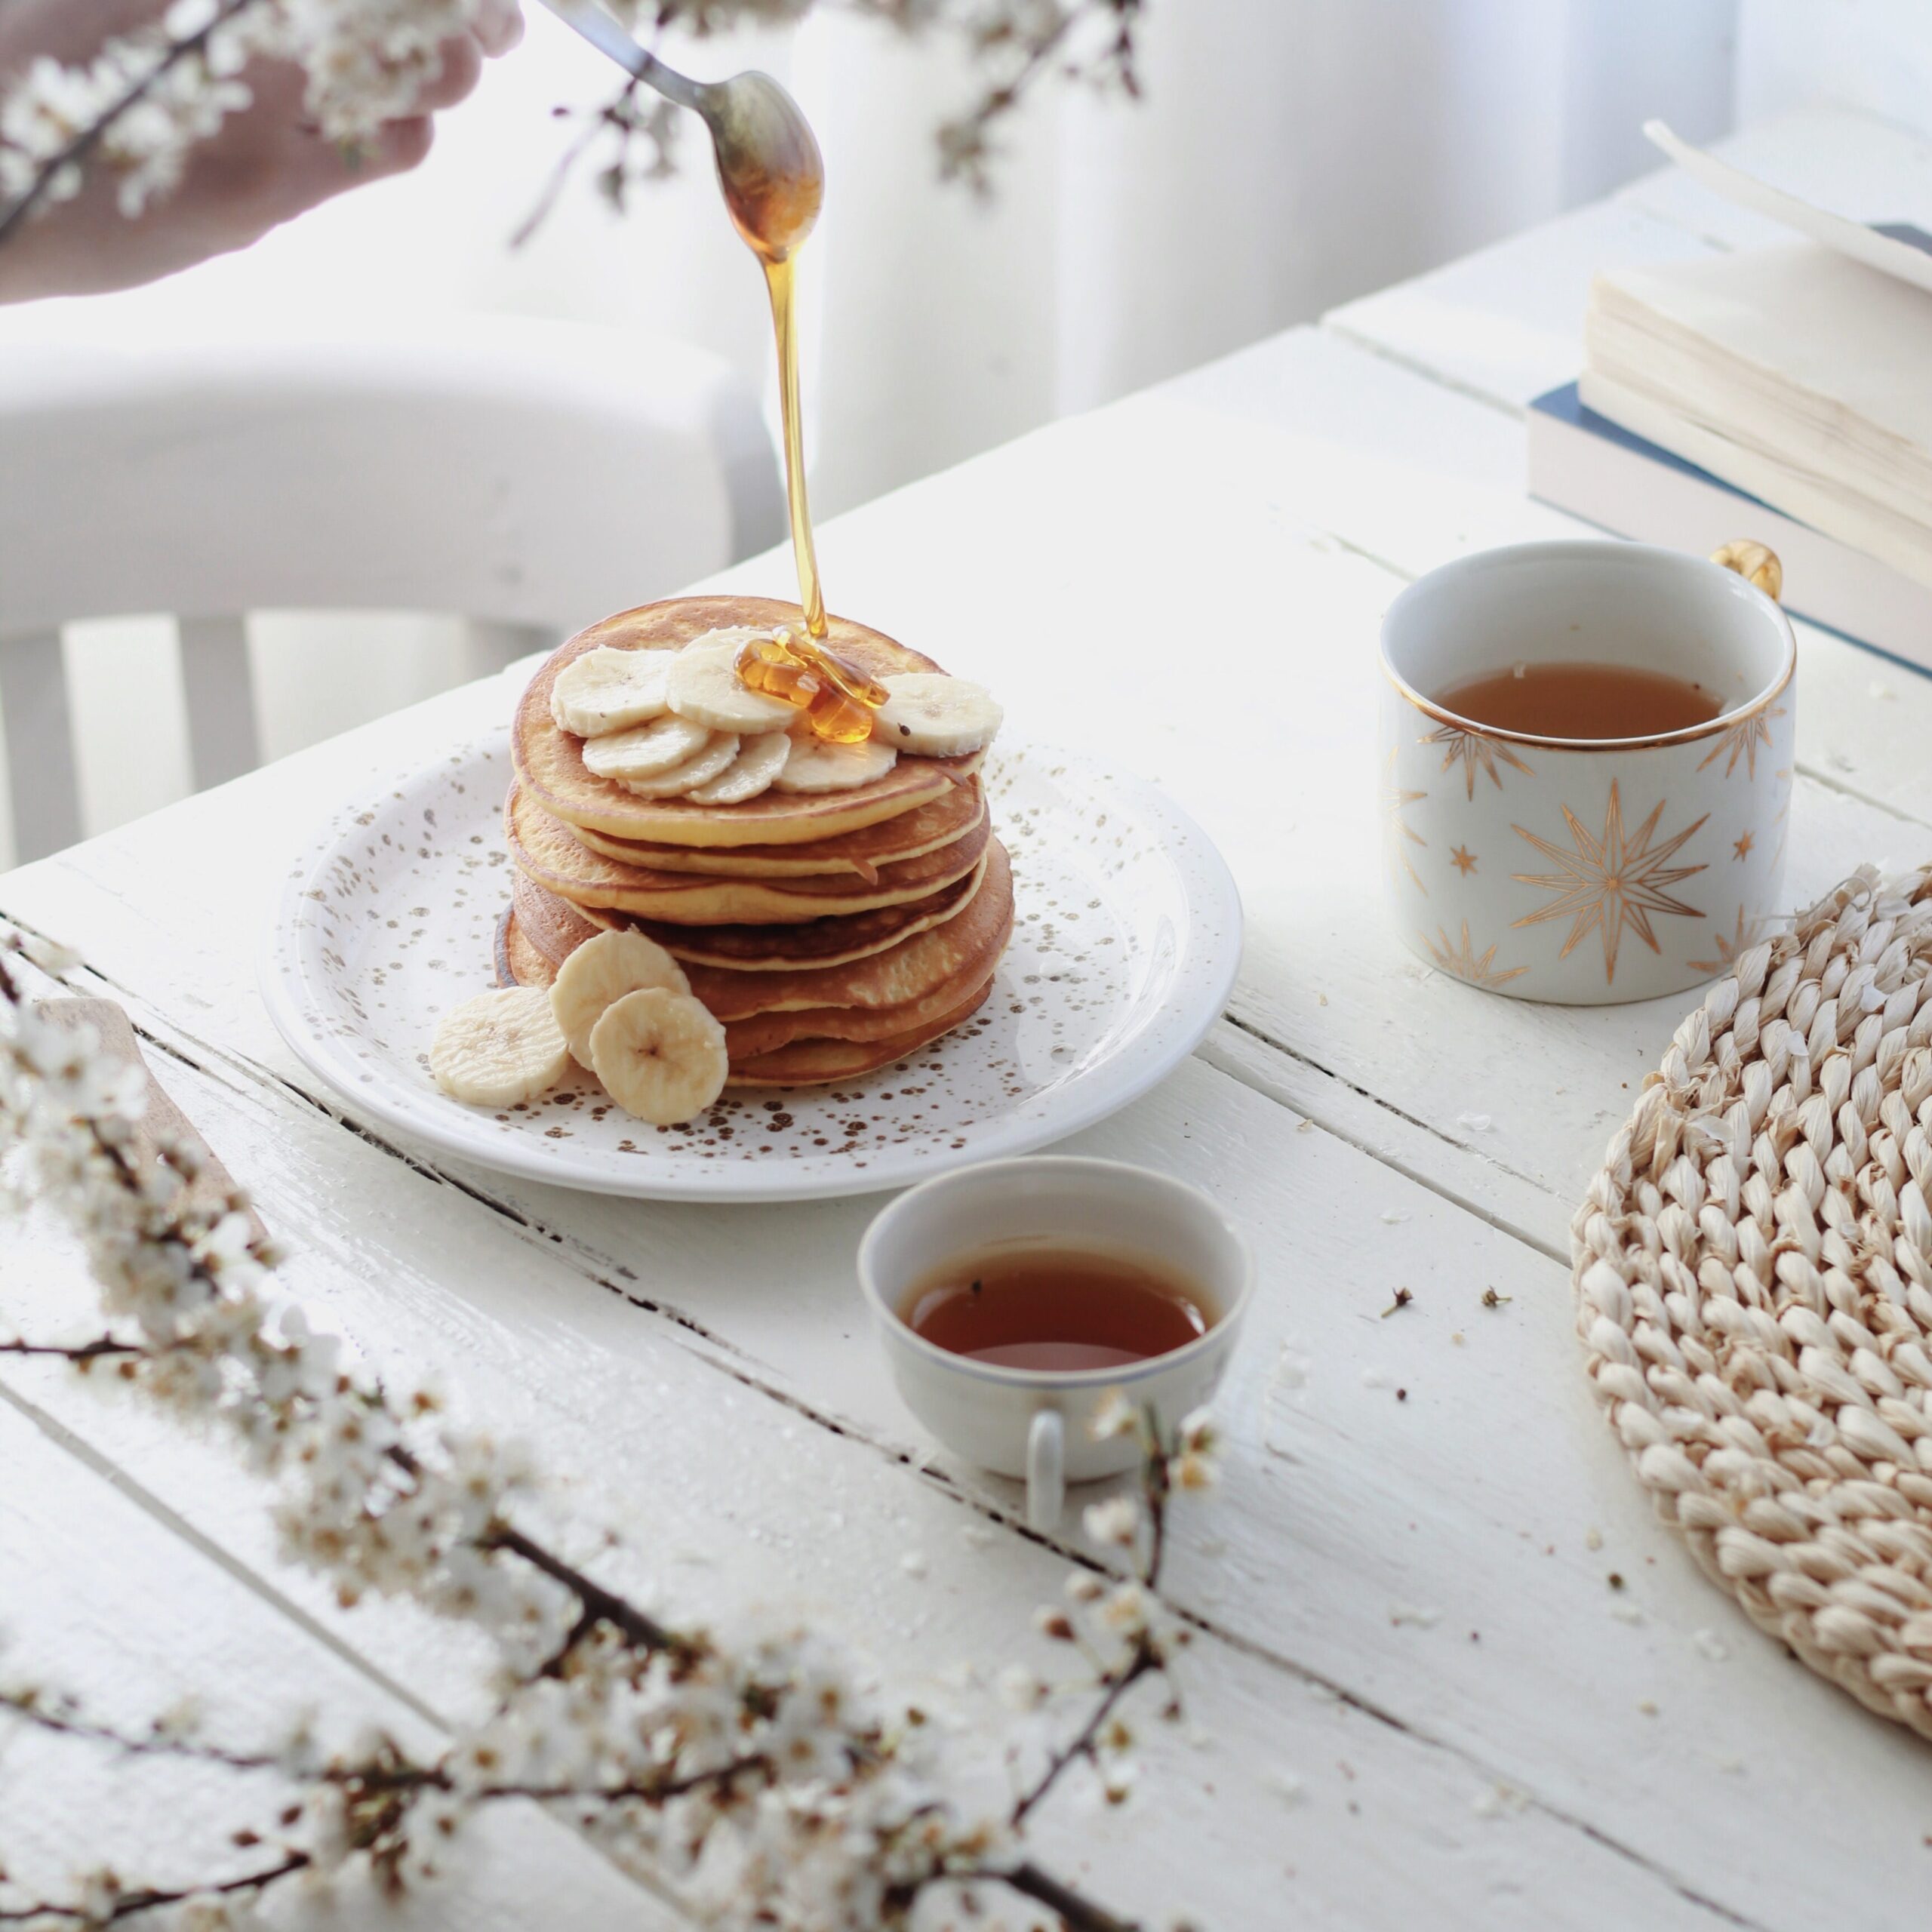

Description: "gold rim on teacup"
1380 540 1795 753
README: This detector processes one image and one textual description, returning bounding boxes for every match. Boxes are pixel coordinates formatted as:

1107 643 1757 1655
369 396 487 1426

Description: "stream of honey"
761 253 826 642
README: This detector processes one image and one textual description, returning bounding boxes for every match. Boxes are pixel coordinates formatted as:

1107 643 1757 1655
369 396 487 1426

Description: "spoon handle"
534 0 707 113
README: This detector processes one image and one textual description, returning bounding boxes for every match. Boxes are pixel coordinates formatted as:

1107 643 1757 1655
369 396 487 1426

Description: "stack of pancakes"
498 595 1014 1087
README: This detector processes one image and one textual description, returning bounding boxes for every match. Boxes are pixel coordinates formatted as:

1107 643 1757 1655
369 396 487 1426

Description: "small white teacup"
858 1157 1253 1531
1378 539 1795 1004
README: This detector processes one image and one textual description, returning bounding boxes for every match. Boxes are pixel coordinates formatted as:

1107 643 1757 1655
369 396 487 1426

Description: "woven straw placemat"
1573 865 1932 1737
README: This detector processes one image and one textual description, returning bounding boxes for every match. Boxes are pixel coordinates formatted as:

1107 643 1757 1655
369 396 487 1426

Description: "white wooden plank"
0 1069 1731 1931
1324 197 1716 411
177 614 263 791
5 247 1932 1926
0 628 82 865
0 1401 681 1930
1 949 1922 1930
8 331 1932 1229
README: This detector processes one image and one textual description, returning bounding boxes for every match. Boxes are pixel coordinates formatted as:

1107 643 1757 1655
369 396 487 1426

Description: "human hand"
0 0 522 302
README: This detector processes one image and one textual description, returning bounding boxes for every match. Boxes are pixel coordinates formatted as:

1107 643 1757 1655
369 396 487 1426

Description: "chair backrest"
0 315 783 863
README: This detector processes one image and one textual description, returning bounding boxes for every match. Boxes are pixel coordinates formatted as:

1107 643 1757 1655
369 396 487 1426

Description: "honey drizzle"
718 91 887 731
760 252 827 641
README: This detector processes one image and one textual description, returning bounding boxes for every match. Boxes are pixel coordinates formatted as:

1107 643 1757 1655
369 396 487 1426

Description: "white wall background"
4 0 1928 859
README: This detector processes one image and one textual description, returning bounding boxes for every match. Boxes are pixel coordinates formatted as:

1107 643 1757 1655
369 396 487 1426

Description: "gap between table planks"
0 1400 685 1930
8 323 1931 1254
3 931 1928 1932
1 1033 1738 1932
9 111 1932 1923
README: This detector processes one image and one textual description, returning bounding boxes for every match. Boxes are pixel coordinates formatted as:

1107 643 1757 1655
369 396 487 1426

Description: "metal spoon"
536 0 823 261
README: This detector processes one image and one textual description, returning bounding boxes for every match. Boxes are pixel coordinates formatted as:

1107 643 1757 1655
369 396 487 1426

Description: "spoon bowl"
699 71 824 262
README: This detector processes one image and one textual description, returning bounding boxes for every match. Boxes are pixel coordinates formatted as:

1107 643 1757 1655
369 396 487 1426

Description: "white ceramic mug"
1378 539 1795 1004
857 1157 1254 1531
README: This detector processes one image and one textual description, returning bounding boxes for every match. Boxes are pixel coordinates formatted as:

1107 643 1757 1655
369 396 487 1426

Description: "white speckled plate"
260 732 1241 1201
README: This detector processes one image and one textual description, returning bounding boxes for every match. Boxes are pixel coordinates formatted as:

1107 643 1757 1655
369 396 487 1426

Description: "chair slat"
0 629 82 866
177 614 261 792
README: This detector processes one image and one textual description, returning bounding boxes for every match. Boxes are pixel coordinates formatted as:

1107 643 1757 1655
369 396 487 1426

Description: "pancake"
512 871 604 968
571 779 986 884
495 906 995 1082
497 908 557 991
723 957 998 1058
515 595 980 848
506 841 1011 1027
725 977 995 1088
685 840 1014 1020
508 782 990 924
640 854 987 971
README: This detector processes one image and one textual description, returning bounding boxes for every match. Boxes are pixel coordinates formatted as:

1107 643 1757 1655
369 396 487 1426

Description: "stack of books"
1528 122 1932 670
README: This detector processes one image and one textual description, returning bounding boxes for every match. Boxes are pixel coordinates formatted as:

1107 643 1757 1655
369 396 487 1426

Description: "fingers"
411 32 485 112
474 1 525 59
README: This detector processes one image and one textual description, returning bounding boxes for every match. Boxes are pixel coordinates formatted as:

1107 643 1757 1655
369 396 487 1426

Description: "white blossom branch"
0 923 1225 1932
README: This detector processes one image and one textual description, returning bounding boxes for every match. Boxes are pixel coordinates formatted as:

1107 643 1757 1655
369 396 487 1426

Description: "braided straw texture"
1573 865 1932 1738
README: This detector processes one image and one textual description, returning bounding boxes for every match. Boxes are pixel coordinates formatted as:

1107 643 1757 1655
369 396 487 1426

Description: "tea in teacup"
1436 660 1722 739
899 1240 1213 1372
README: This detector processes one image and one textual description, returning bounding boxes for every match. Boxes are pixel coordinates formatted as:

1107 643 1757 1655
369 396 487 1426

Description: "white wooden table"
7 106 1932 1930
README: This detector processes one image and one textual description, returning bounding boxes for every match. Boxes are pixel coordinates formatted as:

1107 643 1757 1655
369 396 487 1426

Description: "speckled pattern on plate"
260 732 1242 1201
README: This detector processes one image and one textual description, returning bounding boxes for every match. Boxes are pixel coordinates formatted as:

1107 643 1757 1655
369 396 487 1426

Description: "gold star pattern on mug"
1689 904 1755 978
1383 749 1427 895
1509 781 1708 983
1421 921 1527 990
1420 723 1534 801
1450 844 1478 875
1697 704 1783 781
1732 830 1754 861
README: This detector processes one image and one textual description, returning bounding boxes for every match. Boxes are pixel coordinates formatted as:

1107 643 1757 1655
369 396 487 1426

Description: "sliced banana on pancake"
618 732 741 798
685 730 793 806
549 928 691 1064
873 674 1003 758
589 986 729 1124
551 647 672 737
666 633 801 735
583 713 712 781
430 988 571 1106
774 734 898 794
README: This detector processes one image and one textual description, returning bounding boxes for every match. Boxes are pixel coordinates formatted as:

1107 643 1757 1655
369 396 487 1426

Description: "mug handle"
1710 540 1783 602
1026 1410 1065 1532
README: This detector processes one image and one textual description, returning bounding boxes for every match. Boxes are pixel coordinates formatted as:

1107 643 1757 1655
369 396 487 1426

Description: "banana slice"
666 634 801 735
550 648 672 737
685 731 793 806
589 987 730 1124
429 988 571 1107
772 734 898 794
872 673 1003 758
583 714 713 781
549 928 692 1065
618 732 741 798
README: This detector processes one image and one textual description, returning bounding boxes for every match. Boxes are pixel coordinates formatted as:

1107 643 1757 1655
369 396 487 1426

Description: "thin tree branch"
990 1858 1143 1932
484 1521 696 1662
0 1697 278 1772
1008 1642 1157 1831
0 1335 144 1362
0 0 263 248
0 1854 310 1926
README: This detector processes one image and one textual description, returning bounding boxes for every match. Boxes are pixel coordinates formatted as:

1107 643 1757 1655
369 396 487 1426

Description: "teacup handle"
1026 1410 1065 1532
1710 540 1783 602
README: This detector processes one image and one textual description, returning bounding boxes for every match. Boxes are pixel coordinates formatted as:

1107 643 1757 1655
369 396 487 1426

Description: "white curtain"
20 0 1743 516
0 0 1755 849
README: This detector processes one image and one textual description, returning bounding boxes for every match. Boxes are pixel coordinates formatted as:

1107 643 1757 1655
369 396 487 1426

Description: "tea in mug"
899 1240 1212 1372
1436 660 1722 739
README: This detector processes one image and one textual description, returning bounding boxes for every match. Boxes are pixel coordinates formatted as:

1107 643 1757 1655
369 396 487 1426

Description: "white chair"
0 315 783 864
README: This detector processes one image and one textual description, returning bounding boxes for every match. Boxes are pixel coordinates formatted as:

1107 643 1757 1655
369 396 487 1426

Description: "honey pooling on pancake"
737 628 888 744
